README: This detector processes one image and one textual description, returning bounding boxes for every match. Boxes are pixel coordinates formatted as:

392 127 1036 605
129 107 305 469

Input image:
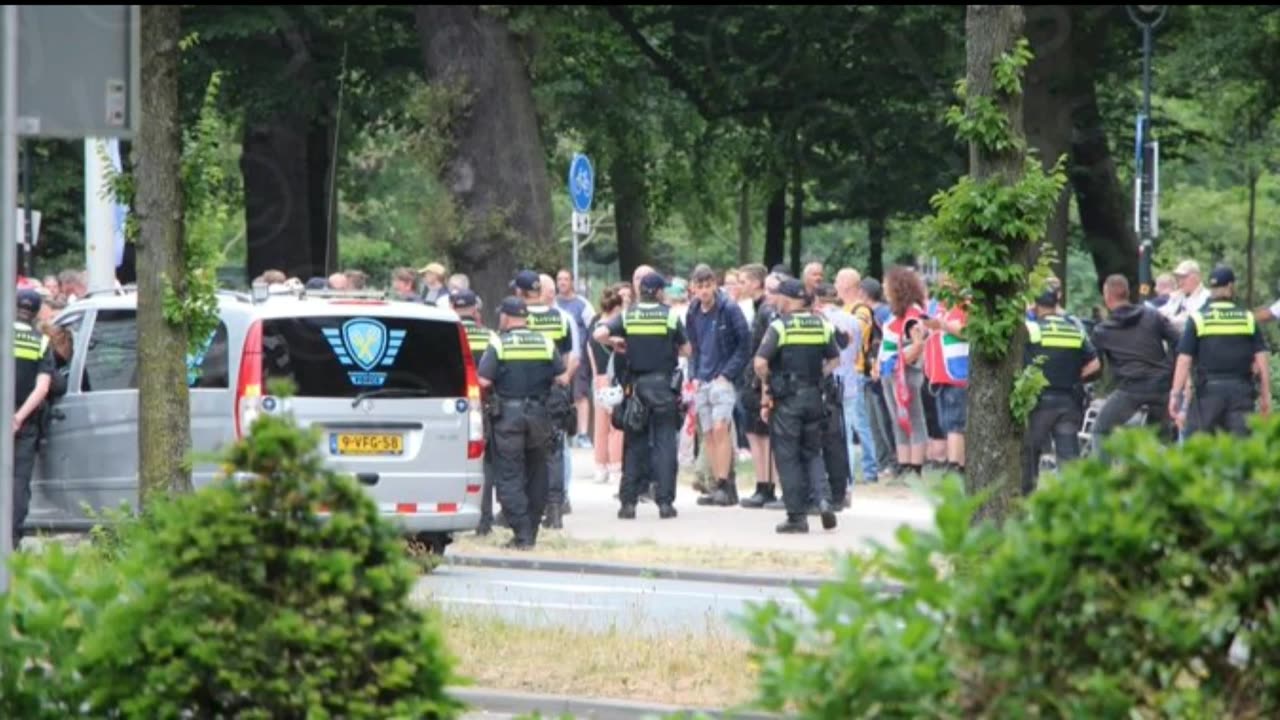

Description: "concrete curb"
443 552 833 590
451 686 781 719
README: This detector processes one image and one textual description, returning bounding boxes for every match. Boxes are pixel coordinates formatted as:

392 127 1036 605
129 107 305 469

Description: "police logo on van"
323 319 407 387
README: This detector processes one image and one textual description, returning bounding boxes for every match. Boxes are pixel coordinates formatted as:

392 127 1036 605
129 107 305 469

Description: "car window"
261 316 466 398
82 309 138 392
188 322 229 389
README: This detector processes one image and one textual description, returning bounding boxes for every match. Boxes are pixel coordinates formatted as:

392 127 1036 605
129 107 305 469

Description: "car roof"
59 289 463 324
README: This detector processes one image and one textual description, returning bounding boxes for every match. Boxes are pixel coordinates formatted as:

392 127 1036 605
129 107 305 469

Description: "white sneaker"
595 467 610 484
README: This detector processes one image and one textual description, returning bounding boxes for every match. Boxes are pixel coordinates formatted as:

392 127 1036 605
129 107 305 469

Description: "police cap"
1035 288 1059 308
17 289 42 315
777 278 806 300
1208 265 1235 288
450 289 479 308
499 296 528 317
512 270 541 293
640 272 666 292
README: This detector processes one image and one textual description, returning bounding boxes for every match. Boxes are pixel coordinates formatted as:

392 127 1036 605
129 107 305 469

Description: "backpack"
852 303 882 377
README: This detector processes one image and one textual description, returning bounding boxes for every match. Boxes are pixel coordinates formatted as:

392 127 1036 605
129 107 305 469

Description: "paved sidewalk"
557 448 935 553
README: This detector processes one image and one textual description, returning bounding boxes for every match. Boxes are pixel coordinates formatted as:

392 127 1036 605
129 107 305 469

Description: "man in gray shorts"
686 264 752 506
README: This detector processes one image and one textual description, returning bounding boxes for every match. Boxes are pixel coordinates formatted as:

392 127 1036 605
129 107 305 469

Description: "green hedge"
0 397 462 719
741 416 1280 719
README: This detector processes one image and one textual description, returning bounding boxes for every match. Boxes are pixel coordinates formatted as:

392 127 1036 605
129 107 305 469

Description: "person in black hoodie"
1090 274 1180 449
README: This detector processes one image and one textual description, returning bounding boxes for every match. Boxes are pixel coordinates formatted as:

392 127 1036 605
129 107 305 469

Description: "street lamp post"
1128 5 1168 301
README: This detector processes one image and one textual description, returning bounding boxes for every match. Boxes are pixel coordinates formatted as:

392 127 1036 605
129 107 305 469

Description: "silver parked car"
27 286 486 552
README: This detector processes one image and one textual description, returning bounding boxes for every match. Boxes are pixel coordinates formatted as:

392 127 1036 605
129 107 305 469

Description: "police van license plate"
333 433 404 456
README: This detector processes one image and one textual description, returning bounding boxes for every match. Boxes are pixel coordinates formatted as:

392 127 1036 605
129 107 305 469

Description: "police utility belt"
768 372 821 399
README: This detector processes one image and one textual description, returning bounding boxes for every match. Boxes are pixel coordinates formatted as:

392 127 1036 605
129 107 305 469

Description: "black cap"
815 282 838 300
1035 288 1059 308
1208 265 1235 288
305 277 327 290
860 278 882 302
512 270 541 293
499 296 528 317
777 278 806 300
450 289 479 309
770 264 792 278
17 289 42 314
640 272 666 292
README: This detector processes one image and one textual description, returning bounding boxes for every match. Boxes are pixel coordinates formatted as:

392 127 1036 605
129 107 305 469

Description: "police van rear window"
261 316 466 398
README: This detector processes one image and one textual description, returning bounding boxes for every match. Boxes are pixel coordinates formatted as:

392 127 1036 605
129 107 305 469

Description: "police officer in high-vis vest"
754 279 841 534
1169 266 1272 437
476 296 569 549
513 270 578 529
12 290 55 549
453 289 499 535
594 272 690 520
1022 289 1101 494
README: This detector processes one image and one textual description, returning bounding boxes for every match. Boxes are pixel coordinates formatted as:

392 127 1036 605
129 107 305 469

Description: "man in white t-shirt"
1256 297 1280 323
1161 259 1212 332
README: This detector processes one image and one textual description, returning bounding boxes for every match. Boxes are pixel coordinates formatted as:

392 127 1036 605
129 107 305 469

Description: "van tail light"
235 320 264 439
459 323 485 460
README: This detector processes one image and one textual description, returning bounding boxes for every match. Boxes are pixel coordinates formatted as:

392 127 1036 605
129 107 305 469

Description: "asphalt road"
413 564 809 634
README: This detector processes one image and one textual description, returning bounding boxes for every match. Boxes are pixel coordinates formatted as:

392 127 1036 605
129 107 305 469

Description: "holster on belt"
768 373 795 400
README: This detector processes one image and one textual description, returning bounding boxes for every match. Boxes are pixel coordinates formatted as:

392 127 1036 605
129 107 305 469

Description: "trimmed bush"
741 416 1280 719
70 404 463 718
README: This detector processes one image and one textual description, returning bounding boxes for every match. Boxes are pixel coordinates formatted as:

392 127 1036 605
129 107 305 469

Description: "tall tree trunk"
612 147 651 281
964 4 1026 526
788 162 804 277
1023 5 1073 296
868 210 886 281
1067 10 1138 290
242 120 315 281
737 179 751 265
136 4 192 505
414 6 552 325
764 185 785 269
308 118 338 276
1247 167 1258 307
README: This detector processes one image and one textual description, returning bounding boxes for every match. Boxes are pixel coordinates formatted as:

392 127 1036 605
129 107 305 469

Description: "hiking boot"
764 498 787 511
618 504 637 520
542 503 563 530
819 500 838 530
658 504 678 519
740 483 777 509
776 515 809 534
475 521 492 537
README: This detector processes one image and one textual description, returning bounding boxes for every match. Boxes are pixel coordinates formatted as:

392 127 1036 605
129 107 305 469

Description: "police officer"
12 289 55 549
754 279 841 534
1022 289 1101 495
513 270 578 529
1169 266 1272 437
476 296 569 549
453 289 499 535
594 271 690 519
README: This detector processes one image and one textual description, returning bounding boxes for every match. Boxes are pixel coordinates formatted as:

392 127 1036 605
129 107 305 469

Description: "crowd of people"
11 252 1275 549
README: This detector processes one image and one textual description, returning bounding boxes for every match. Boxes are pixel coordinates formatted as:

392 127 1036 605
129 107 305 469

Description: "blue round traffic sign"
569 153 594 213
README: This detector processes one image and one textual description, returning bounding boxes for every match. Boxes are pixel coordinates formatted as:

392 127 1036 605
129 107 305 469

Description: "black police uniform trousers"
1185 378 1254 438
545 384 573 508
490 398 554 544
770 383 831 518
12 421 39 547
821 382 850 506
1021 390 1083 495
620 373 680 506
479 413 497 528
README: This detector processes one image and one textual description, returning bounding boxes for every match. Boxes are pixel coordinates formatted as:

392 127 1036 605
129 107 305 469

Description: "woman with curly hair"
878 266 929 477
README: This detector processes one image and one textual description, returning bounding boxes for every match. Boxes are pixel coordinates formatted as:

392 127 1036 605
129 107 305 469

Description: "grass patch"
440 609 759 708
451 532 844 577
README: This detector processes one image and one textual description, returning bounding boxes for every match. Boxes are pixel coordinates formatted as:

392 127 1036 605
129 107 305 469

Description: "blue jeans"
848 376 878 482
